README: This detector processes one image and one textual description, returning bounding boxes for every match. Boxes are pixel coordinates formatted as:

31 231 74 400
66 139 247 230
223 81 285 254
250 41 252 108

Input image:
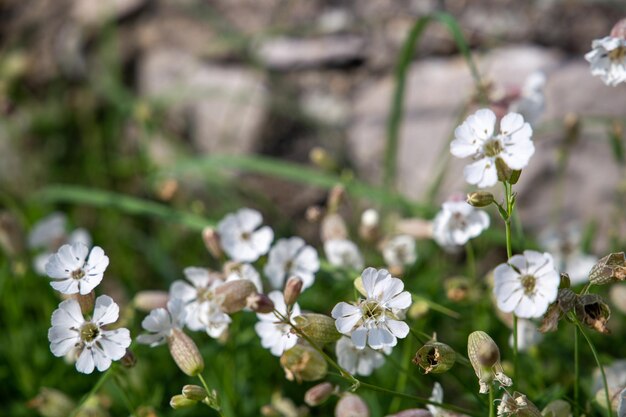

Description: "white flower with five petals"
44 242 109 295
264 237 320 291
331 268 412 350
450 109 534 188
494 250 559 318
381 235 417 268
136 299 187 347
335 336 390 376
432 200 489 250
217 208 274 262
255 290 301 356
48 295 131 374
324 239 364 270
585 36 626 86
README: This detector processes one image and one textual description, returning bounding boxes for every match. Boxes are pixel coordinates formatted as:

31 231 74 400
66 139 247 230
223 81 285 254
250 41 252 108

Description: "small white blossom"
324 239 364 270
331 268 411 350
44 242 109 295
382 235 417 268
264 237 320 291
427 382 445 417
450 109 534 188
335 336 389 376
225 263 263 293
509 318 542 352
432 199 489 250
494 250 559 318
255 290 301 356
539 226 597 285
508 71 546 126
169 267 231 338
217 208 274 262
585 36 626 86
48 295 131 374
136 299 186 347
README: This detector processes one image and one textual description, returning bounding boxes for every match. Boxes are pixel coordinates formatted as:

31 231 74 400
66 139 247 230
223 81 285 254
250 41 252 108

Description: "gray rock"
71 0 147 26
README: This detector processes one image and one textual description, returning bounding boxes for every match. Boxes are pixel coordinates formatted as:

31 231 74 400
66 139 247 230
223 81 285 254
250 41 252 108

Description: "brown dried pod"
215 280 257 314
589 252 626 285
539 288 577 333
280 344 327 382
575 294 611 334
413 341 456 374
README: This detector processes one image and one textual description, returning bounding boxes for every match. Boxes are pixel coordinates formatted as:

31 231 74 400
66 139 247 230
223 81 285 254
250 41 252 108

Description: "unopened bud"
284 276 303 306
589 252 626 285
133 290 169 312
575 294 611 334
182 385 207 401
156 179 178 201
120 349 137 368
294 314 341 345
246 293 275 313
170 394 197 409
0 211 25 256
304 382 335 406
215 280 257 314
168 328 204 376
466 191 494 208
335 394 370 417
202 227 223 259
321 213 348 241
27 388 75 417
413 341 456 374
541 399 572 417
359 209 380 242
610 18 626 39
496 158 513 183
280 344 328 382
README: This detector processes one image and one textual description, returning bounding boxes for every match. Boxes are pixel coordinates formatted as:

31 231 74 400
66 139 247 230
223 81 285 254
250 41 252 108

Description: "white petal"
499 112 525 135
92 295 119 326
92 348 113 372
251 226 274 257
183 267 211 288
467 109 496 140
76 348 95 374
99 328 131 360
335 312 362 334
360 267 379 296
235 208 263 232
463 158 498 188
351 327 368 350
170 280 197 302
386 319 409 339
50 279 80 295
52 299 84 327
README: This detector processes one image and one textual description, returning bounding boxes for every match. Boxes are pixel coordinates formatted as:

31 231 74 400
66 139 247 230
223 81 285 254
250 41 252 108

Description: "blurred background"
2 0 626 416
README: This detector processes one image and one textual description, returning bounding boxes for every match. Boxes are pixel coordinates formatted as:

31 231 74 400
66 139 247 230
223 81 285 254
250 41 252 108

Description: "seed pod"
589 252 626 285
413 341 456 374
445 276 471 302
467 331 511 393
215 280 257 314
168 328 204 376
120 349 137 368
497 392 541 417
304 382 335 406
202 227 223 259
170 394 197 409
294 313 341 345
541 399 572 417
280 344 328 382
539 287 577 333
610 18 626 39
321 212 348 242
133 290 169 312
182 385 207 401
284 276 303 306
246 293 275 313
466 191 494 208
335 394 370 417
575 294 611 334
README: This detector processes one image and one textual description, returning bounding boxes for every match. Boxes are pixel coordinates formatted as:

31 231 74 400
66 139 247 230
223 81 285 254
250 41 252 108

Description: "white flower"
539 226 597 285
255 290 301 356
324 239 364 270
427 382 445 417
264 237 320 291
169 267 231 338
335 336 390 376
48 295 131 374
136 299 187 347
381 235 417 268
217 208 274 262
450 109 534 188
44 242 109 295
508 71 546 126
585 36 626 86
432 200 489 249
494 250 560 318
331 268 412 350
509 318 542 352
225 263 263 293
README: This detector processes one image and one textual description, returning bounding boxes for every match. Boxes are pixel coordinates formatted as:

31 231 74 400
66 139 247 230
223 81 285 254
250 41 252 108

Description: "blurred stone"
71 0 147 26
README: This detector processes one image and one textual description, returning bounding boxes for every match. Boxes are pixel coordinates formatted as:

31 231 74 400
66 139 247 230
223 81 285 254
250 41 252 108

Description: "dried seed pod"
541 399 572 417
539 287 577 333
280 344 328 382
304 382 335 406
182 385 207 401
168 328 204 376
120 349 137 368
497 392 542 417
589 252 626 285
215 279 257 314
467 331 512 393
413 341 456 374
335 394 370 417
170 394 196 409
575 294 611 334
294 313 341 345
466 191 494 208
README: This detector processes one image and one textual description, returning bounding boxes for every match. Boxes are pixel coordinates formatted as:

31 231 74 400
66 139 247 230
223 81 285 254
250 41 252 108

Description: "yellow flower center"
520 274 537 296
483 138 503 157
71 268 85 280
80 322 100 343
608 46 626 61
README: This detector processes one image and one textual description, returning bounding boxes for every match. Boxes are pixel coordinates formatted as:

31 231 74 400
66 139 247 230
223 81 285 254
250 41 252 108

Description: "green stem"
389 336 413 412
489 384 495 417
574 325 580 417
69 368 114 417
466 240 476 280
112 375 136 417
198 373 225 417
502 181 518 385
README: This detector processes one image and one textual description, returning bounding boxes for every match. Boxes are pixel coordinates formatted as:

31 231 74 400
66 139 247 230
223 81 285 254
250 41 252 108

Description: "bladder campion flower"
432 199 489 250
335 336 390 376
44 242 109 295
381 235 417 268
217 208 274 262
450 109 534 188
324 239 364 270
48 295 131 374
136 299 187 347
255 290 301 356
494 250 559 318
331 267 411 350
585 36 626 86
264 237 320 291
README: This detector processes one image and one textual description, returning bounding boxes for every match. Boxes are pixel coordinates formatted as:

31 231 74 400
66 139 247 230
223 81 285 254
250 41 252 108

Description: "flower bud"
385 410 432 417
610 18 626 39
589 252 626 285
0 211 25 256
182 385 207 401
335 394 369 417
284 276 303 306
466 191 494 208
359 209 380 242
575 294 611 334
168 328 204 376
202 227 223 259
541 399 572 417
280 344 328 382
304 382 335 406
133 290 169 312
294 313 341 345
321 213 348 241
27 388 75 417
120 349 137 368
413 341 456 374
496 157 513 183
170 394 197 409
215 280 257 314
246 293 275 313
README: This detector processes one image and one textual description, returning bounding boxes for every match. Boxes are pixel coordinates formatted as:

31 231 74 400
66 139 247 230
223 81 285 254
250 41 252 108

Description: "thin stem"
502 181 518 384
69 368 113 417
389 337 413 412
466 240 476 280
112 374 136 417
489 384 495 417
198 374 225 417
574 325 580 417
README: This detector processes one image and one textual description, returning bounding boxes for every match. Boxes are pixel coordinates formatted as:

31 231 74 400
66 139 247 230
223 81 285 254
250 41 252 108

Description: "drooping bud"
182 385 208 402
304 382 335 406
412 341 456 374
215 280 257 314
466 191 494 208
284 276 303 306
133 290 169 312
359 209 380 242
0 211 25 256
246 293 275 313
168 328 204 376
280 344 328 382
202 227 223 259
294 313 341 345
496 392 542 417
321 213 348 242
589 252 626 285
610 18 626 39
27 388 75 417
335 394 370 417
120 349 137 368
541 399 572 417
575 294 611 334
467 331 512 394
170 394 197 409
